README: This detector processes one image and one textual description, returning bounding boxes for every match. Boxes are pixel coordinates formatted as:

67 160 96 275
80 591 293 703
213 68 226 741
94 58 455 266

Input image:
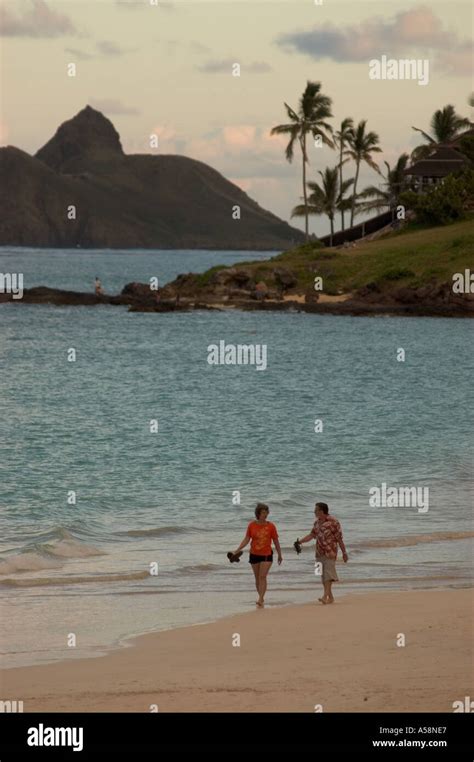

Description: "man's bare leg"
319 580 334 603
325 580 334 602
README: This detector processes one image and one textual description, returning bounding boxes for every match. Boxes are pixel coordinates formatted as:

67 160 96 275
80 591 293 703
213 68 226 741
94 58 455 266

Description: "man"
94 277 104 296
295 502 348 604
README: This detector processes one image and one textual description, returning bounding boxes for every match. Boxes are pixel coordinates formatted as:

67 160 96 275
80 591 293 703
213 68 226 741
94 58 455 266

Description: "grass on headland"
194 217 474 296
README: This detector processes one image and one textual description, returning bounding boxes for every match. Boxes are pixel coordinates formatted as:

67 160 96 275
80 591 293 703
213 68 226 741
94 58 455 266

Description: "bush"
381 268 415 281
294 241 324 256
400 169 474 226
458 135 474 163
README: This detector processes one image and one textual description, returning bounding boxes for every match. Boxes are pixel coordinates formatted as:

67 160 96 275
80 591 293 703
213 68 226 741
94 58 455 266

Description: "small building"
404 145 471 193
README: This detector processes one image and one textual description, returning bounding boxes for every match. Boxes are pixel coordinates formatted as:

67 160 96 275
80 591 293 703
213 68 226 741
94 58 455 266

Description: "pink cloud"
395 6 446 45
278 5 472 76
222 125 256 148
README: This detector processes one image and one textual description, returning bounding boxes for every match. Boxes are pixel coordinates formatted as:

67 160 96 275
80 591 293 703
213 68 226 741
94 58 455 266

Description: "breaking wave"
115 526 194 538
0 533 105 575
0 570 150 588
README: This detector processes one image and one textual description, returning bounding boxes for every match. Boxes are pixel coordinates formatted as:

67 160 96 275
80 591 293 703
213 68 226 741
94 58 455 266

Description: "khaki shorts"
316 555 339 582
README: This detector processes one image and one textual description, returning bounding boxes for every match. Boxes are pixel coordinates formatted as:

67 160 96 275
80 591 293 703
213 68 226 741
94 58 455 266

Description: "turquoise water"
0 248 473 667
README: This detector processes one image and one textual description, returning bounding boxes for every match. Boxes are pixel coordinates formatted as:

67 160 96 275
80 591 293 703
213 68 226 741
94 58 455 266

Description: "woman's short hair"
255 503 269 519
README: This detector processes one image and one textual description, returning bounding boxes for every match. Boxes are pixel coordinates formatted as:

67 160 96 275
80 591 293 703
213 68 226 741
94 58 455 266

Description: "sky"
1 0 472 237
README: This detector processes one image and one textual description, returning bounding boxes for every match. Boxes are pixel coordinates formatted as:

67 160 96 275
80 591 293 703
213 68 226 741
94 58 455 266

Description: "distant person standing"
94 277 104 296
295 502 348 604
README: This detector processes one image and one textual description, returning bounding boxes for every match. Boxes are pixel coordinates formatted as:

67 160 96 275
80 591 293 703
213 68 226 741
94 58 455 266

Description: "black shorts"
249 553 273 564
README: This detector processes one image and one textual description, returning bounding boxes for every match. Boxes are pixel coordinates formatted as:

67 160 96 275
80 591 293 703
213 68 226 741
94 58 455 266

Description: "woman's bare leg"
251 563 260 603
257 562 272 606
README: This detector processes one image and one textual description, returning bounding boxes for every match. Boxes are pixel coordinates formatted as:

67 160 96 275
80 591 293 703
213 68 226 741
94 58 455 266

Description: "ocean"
0 247 473 668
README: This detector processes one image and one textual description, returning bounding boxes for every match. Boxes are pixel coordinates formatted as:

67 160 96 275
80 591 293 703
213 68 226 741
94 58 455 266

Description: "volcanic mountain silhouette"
0 106 305 249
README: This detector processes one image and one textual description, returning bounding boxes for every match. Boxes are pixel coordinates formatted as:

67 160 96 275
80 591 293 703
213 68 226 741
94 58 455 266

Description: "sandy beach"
2 588 472 713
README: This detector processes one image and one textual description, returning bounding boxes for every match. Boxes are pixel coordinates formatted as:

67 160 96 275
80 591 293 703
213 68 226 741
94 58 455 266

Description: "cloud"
115 1 176 10
155 39 210 56
89 98 140 116
65 41 135 61
122 124 187 154
222 126 257 148
438 44 473 77
115 0 145 8
0 0 77 38
277 5 472 76
247 61 272 74
197 58 272 74
65 47 93 61
96 40 135 57
152 124 295 180
189 41 210 55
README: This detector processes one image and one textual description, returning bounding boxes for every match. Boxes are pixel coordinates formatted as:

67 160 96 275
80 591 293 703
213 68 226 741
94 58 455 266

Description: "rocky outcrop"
273 267 297 290
18 266 467 315
354 280 474 313
0 106 305 250
1 277 472 317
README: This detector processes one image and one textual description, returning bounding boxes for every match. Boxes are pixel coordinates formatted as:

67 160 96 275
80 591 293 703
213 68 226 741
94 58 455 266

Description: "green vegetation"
291 166 353 246
400 170 474 226
344 119 382 226
189 218 473 297
271 81 334 242
411 105 471 161
270 86 472 237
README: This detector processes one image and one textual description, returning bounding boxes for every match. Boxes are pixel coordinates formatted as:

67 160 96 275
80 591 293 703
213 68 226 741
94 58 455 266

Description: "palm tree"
346 120 382 227
412 105 471 160
271 81 334 241
291 166 354 246
334 117 354 231
357 153 410 213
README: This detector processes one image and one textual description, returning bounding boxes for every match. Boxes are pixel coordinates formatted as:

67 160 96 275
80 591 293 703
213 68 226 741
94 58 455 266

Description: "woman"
231 503 282 608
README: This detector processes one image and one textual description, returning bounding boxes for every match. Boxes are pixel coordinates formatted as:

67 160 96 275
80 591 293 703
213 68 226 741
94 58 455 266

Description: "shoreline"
1 286 472 317
2 587 472 712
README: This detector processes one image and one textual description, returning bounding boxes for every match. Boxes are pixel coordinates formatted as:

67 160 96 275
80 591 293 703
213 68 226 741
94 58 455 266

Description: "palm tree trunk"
339 144 344 231
329 216 334 247
350 160 360 227
302 132 308 242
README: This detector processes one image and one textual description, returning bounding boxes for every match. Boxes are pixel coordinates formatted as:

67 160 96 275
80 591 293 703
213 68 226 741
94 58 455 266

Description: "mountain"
0 106 305 250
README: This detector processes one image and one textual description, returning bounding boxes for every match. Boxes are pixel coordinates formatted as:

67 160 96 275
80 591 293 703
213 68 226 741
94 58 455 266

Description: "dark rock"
121 282 154 299
232 269 252 286
354 282 384 302
305 288 320 304
272 267 297 289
